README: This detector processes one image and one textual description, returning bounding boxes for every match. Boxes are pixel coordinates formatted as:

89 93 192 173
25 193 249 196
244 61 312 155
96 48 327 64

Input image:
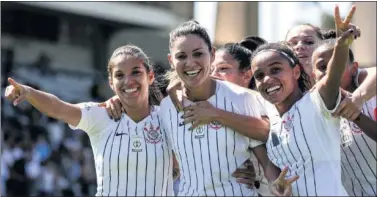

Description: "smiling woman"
4 44 174 196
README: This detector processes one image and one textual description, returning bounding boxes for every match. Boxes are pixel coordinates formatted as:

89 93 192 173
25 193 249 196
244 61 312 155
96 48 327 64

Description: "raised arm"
352 67 376 105
4 78 81 126
317 5 360 109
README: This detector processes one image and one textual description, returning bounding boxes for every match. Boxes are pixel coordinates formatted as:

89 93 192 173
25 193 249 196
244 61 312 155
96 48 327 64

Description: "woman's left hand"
332 89 361 121
182 101 218 130
232 159 257 189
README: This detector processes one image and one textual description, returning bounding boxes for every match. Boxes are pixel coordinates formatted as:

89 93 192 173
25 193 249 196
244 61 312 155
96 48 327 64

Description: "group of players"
4 4 376 197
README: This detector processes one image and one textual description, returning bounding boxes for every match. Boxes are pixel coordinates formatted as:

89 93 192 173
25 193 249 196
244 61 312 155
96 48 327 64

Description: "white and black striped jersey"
341 96 376 196
266 88 348 196
160 80 265 196
69 103 174 196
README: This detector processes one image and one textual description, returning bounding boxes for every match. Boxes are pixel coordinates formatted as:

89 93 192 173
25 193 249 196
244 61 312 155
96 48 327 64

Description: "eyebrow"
267 61 282 67
290 36 315 40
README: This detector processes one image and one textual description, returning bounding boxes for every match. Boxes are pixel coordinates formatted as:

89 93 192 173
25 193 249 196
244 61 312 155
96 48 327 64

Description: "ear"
210 47 216 64
148 70 155 85
293 65 301 80
167 54 174 69
108 77 116 93
350 61 359 76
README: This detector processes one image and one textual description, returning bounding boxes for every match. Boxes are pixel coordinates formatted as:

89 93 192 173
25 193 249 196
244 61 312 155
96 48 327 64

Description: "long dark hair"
251 42 312 92
107 44 163 106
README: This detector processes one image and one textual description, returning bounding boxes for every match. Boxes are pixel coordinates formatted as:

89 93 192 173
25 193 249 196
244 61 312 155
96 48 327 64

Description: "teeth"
124 88 137 93
266 85 280 94
185 70 200 76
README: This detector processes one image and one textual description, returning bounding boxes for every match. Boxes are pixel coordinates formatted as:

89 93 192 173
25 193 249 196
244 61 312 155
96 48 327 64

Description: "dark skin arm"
353 113 377 142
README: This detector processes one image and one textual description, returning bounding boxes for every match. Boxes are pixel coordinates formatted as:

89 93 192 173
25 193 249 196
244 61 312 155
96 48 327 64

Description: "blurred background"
1 1 375 196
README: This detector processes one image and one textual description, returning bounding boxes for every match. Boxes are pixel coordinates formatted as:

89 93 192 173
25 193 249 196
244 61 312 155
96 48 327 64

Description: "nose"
262 75 273 84
212 69 221 77
294 41 306 52
185 56 196 68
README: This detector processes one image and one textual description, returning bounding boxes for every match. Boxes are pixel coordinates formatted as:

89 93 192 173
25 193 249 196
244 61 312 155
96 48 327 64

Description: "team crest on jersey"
349 122 362 134
282 112 294 131
209 121 222 130
144 123 162 144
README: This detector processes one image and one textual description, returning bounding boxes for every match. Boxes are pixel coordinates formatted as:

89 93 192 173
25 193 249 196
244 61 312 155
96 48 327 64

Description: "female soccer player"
4 45 174 196
159 20 297 196
250 5 360 196
312 39 376 196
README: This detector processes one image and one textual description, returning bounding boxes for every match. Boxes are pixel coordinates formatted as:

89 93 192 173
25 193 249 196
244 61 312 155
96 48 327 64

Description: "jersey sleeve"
241 91 265 148
309 87 341 124
68 102 111 136
159 97 175 150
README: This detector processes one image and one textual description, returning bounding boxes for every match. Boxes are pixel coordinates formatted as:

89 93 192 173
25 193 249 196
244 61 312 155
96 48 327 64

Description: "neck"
184 78 216 101
122 99 151 122
275 87 303 116
345 82 358 93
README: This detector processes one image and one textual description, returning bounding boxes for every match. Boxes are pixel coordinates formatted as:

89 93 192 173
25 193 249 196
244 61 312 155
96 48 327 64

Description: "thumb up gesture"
334 5 360 47
4 77 31 106
270 166 299 196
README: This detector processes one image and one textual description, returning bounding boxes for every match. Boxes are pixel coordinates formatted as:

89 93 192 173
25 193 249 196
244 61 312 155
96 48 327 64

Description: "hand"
167 79 184 112
182 101 217 130
332 89 361 121
270 166 299 197
232 159 256 189
4 78 31 106
98 95 123 121
334 5 360 47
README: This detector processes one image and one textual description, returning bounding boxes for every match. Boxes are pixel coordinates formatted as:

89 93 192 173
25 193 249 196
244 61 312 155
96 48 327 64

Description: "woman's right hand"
269 166 299 197
167 79 184 112
4 78 31 106
334 5 360 47
98 95 123 121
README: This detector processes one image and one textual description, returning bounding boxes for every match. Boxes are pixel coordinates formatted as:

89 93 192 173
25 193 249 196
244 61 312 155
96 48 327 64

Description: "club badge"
144 123 162 144
209 121 222 130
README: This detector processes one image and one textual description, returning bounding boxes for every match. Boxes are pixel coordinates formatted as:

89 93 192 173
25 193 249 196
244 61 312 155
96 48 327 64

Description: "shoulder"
217 80 257 99
75 102 107 115
160 96 174 108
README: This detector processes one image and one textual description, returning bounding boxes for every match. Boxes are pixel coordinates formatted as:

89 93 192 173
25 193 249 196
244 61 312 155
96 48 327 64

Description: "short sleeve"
68 102 111 136
240 91 265 148
309 88 341 121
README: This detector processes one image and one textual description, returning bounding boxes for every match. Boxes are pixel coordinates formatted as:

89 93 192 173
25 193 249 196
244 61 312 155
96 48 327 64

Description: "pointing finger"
8 78 22 89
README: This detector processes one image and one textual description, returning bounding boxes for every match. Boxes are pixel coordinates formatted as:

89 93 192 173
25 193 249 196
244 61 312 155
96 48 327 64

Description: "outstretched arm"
4 78 81 126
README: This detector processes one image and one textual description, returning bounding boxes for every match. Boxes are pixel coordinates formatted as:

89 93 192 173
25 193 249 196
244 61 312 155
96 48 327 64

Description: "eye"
219 67 228 72
303 40 315 45
115 73 124 78
176 54 187 60
254 72 264 81
193 52 203 57
132 70 142 76
317 64 327 72
271 67 281 74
